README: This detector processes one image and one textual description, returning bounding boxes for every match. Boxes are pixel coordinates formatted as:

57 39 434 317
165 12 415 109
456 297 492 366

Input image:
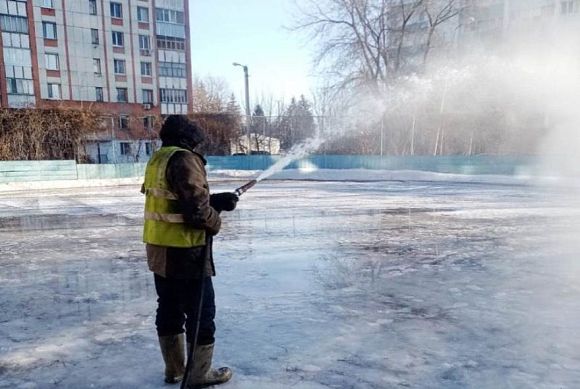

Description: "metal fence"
0 155 538 185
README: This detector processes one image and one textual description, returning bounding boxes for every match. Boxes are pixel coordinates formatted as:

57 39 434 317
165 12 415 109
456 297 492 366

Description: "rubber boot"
158 334 185 384
185 343 232 388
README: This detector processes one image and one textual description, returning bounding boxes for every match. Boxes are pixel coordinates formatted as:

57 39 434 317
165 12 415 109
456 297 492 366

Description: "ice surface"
1 179 580 388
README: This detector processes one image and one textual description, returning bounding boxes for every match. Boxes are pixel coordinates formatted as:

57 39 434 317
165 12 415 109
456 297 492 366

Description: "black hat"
159 115 205 151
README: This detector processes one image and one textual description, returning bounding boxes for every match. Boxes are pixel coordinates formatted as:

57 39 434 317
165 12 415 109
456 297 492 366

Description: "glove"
210 192 239 212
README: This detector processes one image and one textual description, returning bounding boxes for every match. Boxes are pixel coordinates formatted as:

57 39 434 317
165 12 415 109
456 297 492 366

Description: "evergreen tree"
277 95 315 150
250 104 267 152
226 94 241 117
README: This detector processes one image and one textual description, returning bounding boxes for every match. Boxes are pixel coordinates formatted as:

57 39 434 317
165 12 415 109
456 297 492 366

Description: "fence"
0 160 78 184
0 156 538 185
206 155 536 175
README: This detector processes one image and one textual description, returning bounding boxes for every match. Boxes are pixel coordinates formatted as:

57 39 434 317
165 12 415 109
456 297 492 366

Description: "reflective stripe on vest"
142 146 206 248
144 187 178 200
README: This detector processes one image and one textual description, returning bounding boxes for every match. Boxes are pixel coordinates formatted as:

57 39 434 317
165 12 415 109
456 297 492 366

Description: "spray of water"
256 135 324 182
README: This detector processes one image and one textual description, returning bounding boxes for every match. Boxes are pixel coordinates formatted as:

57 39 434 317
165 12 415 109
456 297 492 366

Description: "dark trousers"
154 274 216 345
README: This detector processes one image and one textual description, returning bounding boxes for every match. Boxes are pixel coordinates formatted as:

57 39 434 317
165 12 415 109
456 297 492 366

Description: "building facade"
384 0 580 70
0 0 193 162
457 0 580 50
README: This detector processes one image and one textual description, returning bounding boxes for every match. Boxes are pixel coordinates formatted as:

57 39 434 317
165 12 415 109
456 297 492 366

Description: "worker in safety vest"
142 115 238 387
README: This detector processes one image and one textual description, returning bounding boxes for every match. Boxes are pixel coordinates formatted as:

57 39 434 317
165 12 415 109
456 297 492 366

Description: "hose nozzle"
234 180 257 196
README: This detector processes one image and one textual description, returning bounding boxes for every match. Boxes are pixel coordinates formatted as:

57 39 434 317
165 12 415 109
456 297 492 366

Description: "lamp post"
233 62 251 154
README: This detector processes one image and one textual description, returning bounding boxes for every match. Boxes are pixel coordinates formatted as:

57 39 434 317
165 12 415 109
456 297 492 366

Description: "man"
142 115 238 387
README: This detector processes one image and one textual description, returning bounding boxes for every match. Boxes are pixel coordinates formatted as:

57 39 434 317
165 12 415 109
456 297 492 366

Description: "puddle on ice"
0 213 139 232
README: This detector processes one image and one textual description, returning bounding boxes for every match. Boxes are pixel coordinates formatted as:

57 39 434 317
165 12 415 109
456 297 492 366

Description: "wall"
84 139 157 164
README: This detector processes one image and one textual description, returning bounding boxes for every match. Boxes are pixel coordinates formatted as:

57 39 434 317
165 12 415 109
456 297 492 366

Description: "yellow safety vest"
142 146 206 248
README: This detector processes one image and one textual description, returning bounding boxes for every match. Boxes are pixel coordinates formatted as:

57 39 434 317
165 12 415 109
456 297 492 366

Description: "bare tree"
191 75 231 113
293 0 457 96
422 0 460 65
389 0 425 73
293 0 394 93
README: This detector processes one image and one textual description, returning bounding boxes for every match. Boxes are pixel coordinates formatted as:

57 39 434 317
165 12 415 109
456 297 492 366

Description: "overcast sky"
189 0 316 109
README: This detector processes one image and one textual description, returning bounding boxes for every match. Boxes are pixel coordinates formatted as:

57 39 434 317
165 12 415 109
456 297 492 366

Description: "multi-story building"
385 0 580 68
385 0 462 74
0 0 193 163
457 0 580 51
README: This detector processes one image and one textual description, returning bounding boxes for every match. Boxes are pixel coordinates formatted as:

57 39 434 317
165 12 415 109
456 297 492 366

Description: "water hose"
234 179 257 196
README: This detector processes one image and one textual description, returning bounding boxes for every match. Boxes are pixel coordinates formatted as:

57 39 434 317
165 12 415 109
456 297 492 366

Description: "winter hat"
159 115 205 150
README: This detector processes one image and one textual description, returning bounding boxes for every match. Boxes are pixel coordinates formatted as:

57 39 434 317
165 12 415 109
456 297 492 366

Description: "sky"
189 0 316 111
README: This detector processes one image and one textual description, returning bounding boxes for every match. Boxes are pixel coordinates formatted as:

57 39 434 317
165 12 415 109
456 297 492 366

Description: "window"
42 22 57 39
95 87 104 102
7 78 34 95
140 61 152 76
160 88 187 103
117 87 128 102
145 142 152 155
156 36 185 51
142 89 153 104
0 15 27 34
42 0 54 8
47 83 61 99
93 58 101 75
2 33 30 49
91 28 99 45
159 62 186 78
120 142 131 155
89 0 97 15
137 6 149 22
139 35 150 50
112 31 124 47
139 35 151 56
155 8 184 24
45 53 59 70
110 2 123 18
119 115 129 129
114 59 126 74
143 116 153 130
561 0 578 13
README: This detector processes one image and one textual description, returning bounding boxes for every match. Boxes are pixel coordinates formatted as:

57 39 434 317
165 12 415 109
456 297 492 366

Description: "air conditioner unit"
143 103 152 110
140 49 151 56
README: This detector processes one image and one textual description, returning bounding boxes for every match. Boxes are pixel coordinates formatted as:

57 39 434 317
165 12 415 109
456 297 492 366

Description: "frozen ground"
1 177 580 388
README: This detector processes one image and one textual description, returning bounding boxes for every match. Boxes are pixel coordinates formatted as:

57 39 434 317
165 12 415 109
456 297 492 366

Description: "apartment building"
385 0 580 68
457 0 580 50
384 0 462 74
0 0 193 162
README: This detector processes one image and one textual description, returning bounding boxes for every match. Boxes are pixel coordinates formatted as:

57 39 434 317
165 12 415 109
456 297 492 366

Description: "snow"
1 176 580 388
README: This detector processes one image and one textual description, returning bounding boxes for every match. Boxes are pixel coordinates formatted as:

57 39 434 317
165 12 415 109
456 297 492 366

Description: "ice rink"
1 179 580 388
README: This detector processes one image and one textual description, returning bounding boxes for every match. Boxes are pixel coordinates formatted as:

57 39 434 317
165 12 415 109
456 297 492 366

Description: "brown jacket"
144 149 221 279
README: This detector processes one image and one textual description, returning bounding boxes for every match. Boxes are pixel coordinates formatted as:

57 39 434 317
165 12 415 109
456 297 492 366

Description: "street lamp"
233 62 251 153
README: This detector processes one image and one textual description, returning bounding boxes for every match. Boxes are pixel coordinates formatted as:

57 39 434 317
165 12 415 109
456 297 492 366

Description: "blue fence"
77 163 147 180
0 160 77 184
207 155 537 176
0 155 538 184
